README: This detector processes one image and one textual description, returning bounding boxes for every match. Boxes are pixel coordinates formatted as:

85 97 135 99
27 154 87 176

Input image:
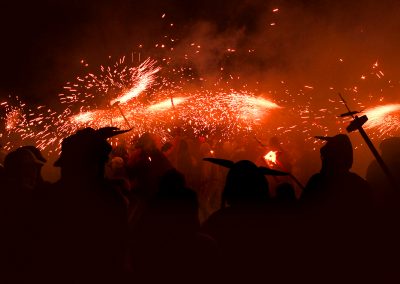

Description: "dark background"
1 0 399 104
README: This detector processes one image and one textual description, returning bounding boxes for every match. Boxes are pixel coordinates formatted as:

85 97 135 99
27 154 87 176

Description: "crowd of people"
0 126 399 283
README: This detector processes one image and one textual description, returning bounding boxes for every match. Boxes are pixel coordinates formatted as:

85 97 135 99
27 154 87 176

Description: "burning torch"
255 137 305 190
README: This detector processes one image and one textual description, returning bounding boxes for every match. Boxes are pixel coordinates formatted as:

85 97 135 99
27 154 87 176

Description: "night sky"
2 0 400 104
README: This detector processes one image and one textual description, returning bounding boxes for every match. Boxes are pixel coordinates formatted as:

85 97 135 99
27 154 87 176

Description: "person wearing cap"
19 145 50 189
3 147 45 191
48 127 129 284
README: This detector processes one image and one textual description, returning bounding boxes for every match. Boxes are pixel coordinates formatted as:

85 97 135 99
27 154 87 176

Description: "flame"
264 150 278 166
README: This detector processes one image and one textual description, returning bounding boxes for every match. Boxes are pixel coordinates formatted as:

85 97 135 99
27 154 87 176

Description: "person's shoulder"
346 171 371 190
348 171 368 183
304 172 324 189
179 186 197 199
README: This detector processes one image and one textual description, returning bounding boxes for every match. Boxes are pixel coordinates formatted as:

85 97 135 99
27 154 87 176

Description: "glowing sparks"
148 97 185 112
70 111 96 124
110 58 160 105
5 108 25 131
364 104 400 136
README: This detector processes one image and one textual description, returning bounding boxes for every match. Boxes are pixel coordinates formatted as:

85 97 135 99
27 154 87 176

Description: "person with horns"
201 158 301 283
38 127 130 284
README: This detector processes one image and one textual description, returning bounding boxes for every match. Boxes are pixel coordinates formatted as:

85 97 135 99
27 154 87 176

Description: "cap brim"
97 127 132 139
203 158 235 168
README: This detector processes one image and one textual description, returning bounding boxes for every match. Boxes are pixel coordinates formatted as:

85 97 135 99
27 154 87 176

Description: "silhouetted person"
46 127 128 284
302 134 371 211
366 137 400 200
126 132 172 225
301 134 375 282
366 137 400 281
0 148 44 283
19 145 50 190
202 159 298 282
131 169 207 283
176 139 197 188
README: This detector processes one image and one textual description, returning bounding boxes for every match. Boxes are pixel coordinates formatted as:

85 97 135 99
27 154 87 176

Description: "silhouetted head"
4 147 44 189
380 137 400 157
55 127 129 179
159 168 186 195
135 132 157 151
223 160 270 205
204 158 288 206
316 134 353 173
20 145 47 164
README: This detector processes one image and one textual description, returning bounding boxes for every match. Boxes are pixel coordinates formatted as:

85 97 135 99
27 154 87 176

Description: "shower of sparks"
1 48 398 155
110 58 161 105
71 110 97 124
364 104 400 137
0 52 282 153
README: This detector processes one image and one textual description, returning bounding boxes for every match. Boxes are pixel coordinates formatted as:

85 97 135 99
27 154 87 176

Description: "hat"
203 159 281 204
379 137 400 154
4 148 44 171
315 134 353 170
54 127 130 167
203 158 289 176
20 145 47 163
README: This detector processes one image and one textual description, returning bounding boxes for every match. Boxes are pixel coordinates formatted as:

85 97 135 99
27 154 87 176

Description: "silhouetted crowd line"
0 127 399 284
